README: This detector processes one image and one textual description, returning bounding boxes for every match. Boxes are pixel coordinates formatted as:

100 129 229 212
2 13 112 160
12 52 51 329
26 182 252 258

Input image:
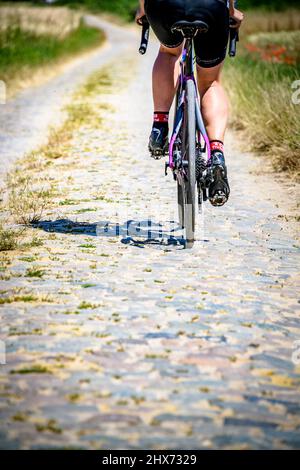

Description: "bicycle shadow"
34 218 186 249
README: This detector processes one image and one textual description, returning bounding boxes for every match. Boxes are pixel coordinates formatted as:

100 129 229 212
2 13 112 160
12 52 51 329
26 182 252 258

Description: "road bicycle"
139 14 238 248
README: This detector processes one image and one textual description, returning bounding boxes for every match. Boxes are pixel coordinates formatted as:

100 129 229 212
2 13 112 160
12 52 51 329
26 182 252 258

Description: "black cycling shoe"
208 151 230 207
148 125 169 159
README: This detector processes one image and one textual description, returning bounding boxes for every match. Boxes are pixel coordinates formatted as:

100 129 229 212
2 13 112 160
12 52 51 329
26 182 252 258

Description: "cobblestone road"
0 23 300 450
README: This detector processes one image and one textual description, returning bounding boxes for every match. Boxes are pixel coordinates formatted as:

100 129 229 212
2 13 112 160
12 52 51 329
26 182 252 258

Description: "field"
224 9 300 176
0 4 105 97
56 0 138 21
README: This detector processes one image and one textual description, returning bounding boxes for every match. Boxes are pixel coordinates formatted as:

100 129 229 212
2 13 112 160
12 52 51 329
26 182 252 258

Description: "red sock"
210 140 224 153
153 111 169 124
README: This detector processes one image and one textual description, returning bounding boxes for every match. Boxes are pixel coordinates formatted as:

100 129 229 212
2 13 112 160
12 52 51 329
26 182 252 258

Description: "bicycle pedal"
210 191 227 207
150 151 163 160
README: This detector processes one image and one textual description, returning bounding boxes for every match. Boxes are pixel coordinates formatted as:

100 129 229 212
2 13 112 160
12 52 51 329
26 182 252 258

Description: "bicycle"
139 14 238 248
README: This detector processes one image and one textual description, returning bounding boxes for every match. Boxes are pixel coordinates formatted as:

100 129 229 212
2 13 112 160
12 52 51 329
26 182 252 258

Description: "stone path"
0 24 300 450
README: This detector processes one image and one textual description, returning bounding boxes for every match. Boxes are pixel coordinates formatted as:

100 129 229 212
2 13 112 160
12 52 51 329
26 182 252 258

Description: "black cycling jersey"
145 0 229 68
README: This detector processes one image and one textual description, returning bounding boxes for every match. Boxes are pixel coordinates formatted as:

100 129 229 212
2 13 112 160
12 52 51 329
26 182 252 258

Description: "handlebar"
229 20 239 57
229 0 239 58
138 14 239 58
139 16 150 55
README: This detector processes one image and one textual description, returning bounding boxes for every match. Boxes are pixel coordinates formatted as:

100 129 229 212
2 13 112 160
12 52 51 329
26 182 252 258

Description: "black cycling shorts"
145 0 229 68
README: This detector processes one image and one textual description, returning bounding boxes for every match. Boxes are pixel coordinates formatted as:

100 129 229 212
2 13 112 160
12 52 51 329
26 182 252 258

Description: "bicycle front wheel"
183 79 196 244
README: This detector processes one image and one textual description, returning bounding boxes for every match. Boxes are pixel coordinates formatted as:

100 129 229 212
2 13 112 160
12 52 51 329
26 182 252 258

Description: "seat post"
184 38 194 77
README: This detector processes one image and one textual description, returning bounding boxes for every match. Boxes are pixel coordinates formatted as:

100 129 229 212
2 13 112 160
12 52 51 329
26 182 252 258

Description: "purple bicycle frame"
169 45 211 170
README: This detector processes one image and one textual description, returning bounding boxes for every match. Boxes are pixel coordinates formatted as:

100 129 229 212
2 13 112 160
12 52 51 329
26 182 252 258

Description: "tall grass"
241 9 300 35
224 59 300 173
224 12 300 175
0 5 81 38
241 1 300 10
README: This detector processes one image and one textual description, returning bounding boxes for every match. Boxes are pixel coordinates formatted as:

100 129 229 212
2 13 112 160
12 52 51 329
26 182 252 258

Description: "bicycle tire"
183 79 196 244
174 87 185 230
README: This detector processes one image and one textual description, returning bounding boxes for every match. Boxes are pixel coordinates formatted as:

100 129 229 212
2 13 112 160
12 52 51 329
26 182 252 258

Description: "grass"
25 267 45 278
56 0 138 21
36 419 62 434
224 10 300 176
246 31 300 65
12 412 28 422
241 1 300 12
78 301 98 309
68 393 81 403
6 172 54 225
0 4 81 37
0 5 105 96
241 9 300 36
0 224 22 251
10 364 51 374
0 294 38 304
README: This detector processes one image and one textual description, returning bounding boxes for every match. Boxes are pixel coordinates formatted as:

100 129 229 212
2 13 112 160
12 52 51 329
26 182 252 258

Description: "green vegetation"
10 364 51 374
25 266 45 278
224 11 300 175
0 20 104 89
247 31 300 64
36 419 62 434
0 4 105 95
7 172 54 225
0 294 38 304
34 1 300 17
78 301 98 309
0 224 22 251
56 0 138 21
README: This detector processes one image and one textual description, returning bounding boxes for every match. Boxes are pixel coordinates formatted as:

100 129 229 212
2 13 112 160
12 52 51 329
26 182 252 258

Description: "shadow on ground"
34 218 187 248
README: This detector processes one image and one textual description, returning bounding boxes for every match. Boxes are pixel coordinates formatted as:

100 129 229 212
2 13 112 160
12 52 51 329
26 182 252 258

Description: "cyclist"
136 0 244 206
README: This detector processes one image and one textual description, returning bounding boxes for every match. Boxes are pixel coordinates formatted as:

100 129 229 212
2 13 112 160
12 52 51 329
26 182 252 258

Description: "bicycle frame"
169 37 211 171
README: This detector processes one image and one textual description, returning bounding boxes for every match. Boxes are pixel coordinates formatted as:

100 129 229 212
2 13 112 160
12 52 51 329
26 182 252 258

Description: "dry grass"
242 9 300 36
6 172 54 225
4 82 102 225
224 9 300 176
0 224 23 252
0 5 80 39
225 63 300 174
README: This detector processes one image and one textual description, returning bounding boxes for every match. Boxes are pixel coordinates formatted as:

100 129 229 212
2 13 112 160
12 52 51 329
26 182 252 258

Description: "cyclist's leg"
192 0 229 142
197 62 230 205
196 61 228 142
192 1 230 205
148 44 182 157
145 0 184 156
153 44 182 112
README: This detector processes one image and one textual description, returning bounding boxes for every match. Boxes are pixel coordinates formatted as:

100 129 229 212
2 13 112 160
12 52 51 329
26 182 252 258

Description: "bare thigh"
197 61 225 95
159 43 183 57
